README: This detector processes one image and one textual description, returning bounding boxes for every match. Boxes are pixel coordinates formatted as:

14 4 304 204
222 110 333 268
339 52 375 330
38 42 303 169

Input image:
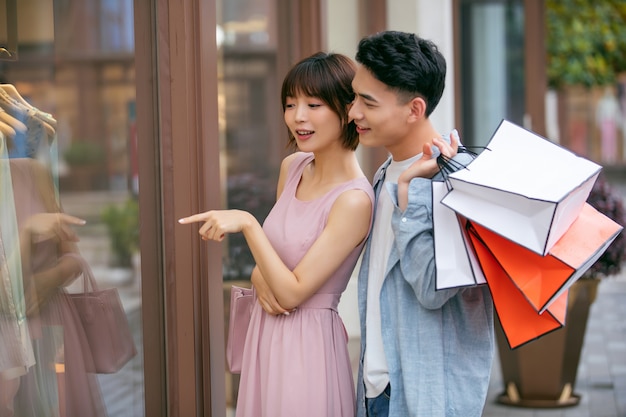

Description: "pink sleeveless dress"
235 152 374 417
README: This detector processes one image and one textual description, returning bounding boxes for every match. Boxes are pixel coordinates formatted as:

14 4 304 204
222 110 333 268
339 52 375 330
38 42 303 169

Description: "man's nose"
348 101 360 120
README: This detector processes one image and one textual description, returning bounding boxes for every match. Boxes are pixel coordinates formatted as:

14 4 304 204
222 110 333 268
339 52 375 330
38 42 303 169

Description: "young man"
349 31 495 417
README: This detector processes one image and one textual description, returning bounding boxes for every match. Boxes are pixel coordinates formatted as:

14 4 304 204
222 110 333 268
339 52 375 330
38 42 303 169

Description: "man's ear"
408 96 427 121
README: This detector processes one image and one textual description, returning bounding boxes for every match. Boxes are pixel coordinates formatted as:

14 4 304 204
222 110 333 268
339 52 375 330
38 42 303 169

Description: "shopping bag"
470 203 622 314
226 285 253 374
466 223 567 349
441 119 602 255
68 255 138 373
432 180 486 289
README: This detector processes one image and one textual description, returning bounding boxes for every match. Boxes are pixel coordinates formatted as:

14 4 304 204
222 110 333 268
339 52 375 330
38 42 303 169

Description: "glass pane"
0 1 144 416
217 0 280 414
459 0 525 147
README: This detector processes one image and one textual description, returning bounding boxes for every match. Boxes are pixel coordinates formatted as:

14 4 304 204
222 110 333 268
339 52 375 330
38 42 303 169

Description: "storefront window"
217 0 283 412
0 0 143 415
219 0 281 283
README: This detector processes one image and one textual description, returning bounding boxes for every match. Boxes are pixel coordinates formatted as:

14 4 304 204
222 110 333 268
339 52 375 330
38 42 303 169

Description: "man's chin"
358 135 379 147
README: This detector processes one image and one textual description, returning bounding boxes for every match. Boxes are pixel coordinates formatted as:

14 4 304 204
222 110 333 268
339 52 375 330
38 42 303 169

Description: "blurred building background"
1 0 624 415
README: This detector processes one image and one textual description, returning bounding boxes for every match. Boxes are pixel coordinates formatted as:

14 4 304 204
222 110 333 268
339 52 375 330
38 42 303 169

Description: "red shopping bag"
470 203 622 314
467 224 567 349
466 202 622 348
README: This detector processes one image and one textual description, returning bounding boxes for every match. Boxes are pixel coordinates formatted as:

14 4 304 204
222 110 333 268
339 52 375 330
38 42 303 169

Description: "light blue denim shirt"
356 135 495 417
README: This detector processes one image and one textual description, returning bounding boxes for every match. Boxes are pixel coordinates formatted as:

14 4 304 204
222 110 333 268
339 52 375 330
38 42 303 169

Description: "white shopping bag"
433 181 486 289
441 119 602 255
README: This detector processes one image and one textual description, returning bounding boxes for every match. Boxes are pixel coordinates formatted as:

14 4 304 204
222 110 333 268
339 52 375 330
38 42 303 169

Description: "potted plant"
496 174 626 407
101 198 140 268
63 141 105 166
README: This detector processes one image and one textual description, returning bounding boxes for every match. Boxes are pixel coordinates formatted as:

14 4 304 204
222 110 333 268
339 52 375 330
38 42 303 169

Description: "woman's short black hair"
281 52 358 150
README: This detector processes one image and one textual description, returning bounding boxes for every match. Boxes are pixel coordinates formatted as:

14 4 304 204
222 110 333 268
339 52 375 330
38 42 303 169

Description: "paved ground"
481 272 626 417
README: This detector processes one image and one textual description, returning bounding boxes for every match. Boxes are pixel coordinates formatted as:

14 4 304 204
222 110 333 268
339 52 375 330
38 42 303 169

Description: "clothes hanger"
0 121 14 154
0 84 57 129
0 117 16 141
0 107 27 135
0 86 57 139
0 89 55 143
0 108 24 152
26 109 56 140
0 88 28 118
0 88 58 192
0 84 32 108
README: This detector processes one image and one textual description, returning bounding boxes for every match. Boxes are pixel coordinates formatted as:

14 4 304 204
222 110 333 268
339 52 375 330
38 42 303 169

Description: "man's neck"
388 120 440 161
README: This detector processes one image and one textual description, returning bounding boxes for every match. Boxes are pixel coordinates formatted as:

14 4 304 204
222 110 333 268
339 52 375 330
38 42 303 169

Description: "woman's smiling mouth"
296 130 314 139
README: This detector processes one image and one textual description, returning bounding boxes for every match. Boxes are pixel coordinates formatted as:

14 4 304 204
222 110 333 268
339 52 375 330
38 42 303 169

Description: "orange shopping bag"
467 224 567 349
466 203 622 348
471 203 622 314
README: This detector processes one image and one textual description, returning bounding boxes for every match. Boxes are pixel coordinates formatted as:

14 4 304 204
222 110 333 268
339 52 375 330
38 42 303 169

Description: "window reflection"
0 1 143 416
217 0 283 413
219 0 282 283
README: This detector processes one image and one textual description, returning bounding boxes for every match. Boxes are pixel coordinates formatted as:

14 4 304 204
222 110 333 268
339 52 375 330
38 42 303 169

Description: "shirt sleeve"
387 177 461 309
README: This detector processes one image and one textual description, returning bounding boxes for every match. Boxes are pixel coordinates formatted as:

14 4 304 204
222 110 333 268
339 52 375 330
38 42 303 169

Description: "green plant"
101 198 139 267
547 0 626 88
63 141 105 166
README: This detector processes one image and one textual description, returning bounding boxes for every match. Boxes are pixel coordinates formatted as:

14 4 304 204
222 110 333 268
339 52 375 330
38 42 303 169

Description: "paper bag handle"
437 146 483 189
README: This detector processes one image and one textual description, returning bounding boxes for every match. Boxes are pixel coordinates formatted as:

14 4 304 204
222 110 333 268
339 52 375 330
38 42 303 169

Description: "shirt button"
401 217 407 222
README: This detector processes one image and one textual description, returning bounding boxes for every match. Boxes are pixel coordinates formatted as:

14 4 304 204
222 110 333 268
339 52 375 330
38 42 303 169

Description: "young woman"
179 52 374 417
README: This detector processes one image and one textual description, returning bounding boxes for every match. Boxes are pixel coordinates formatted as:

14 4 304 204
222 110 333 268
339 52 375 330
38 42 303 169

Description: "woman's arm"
19 212 86 315
250 266 290 315
180 188 372 310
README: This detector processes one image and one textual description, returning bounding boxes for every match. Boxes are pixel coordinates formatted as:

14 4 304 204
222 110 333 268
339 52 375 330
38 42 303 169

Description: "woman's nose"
294 106 307 122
